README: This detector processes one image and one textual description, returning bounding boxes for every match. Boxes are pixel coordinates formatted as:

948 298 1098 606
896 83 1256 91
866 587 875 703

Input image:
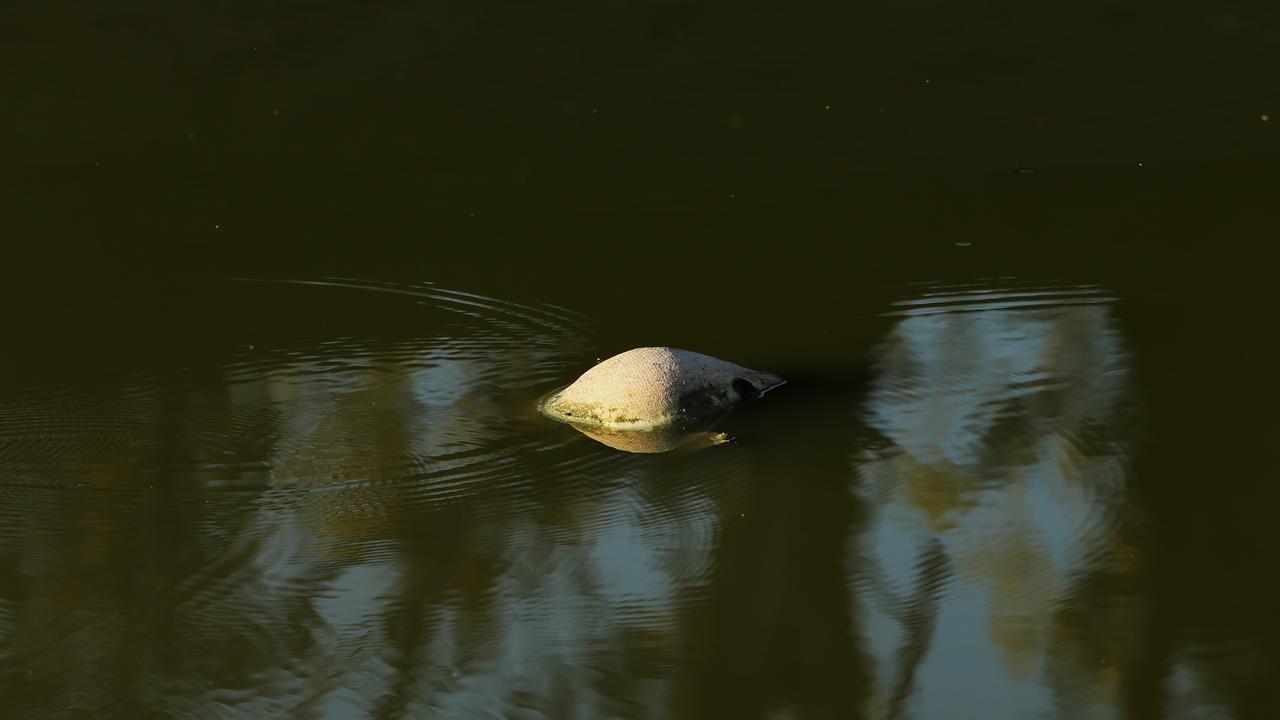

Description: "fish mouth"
731 373 786 401
756 378 786 397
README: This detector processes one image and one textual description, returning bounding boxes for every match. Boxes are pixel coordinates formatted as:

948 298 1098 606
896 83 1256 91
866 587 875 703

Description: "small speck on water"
956 241 973 247
272 109 279 116
1262 114 1270 124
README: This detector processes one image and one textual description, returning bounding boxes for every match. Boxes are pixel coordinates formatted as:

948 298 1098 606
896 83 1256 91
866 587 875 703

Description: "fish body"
540 347 783 431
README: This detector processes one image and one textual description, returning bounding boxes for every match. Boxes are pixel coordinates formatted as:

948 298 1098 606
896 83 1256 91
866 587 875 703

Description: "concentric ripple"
0 277 605 500
4 276 746 718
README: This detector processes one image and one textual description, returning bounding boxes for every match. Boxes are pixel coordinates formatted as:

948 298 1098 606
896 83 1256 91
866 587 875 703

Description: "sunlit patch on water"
849 280 1138 719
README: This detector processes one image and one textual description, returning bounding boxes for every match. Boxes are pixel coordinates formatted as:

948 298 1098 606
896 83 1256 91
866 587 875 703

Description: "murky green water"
3 2 1280 718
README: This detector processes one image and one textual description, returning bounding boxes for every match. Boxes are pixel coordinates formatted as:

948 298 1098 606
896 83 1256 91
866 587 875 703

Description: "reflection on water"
0 279 740 718
0 277 1268 718
6 0 1278 709
849 283 1138 719
561 412 736 454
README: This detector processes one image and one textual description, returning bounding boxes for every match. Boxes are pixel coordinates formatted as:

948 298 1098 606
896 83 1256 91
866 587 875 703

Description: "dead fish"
539 347 784 431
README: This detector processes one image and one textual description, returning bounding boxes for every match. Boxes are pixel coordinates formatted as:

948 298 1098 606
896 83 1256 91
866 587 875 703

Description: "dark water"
3 1 1280 718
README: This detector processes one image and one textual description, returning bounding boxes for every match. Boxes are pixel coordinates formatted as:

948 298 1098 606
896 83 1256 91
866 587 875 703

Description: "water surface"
3 1 1280 718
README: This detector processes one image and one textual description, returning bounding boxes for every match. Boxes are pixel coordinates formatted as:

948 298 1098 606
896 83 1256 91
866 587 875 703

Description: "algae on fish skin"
538 394 649 430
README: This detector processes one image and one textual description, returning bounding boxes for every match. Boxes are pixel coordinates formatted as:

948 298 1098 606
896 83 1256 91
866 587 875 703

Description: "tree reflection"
0 313 734 718
847 285 1139 719
0 278 1274 718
